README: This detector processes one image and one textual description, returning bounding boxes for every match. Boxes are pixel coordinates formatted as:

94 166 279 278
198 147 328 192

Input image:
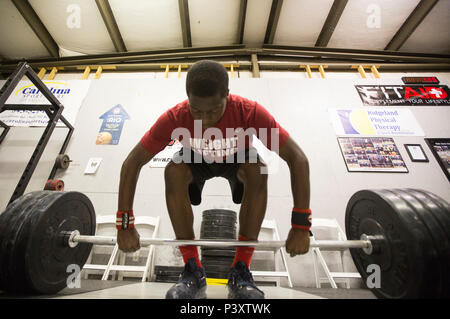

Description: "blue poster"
96 104 130 145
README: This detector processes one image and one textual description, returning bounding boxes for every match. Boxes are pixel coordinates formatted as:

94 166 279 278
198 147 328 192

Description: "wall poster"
338 137 408 173
425 138 450 182
355 85 450 106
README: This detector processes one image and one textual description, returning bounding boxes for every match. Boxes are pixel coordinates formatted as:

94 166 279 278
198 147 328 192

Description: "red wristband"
291 208 312 231
116 210 135 230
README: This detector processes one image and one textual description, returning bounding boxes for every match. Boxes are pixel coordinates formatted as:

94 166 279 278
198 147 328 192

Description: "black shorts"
172 147 261 205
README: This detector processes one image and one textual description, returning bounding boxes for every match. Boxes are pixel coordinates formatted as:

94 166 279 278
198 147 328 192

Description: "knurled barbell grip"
65 231 374 253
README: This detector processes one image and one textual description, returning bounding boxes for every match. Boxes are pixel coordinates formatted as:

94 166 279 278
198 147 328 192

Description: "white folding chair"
82 215 117 279
310 218 361 289
82 215 160 282
110 216 160 282
251 219 293 288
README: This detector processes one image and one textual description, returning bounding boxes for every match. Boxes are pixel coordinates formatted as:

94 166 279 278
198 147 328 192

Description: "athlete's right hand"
117 228 141 253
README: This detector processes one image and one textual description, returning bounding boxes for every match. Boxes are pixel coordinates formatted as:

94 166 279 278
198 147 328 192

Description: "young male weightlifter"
116 60 311 299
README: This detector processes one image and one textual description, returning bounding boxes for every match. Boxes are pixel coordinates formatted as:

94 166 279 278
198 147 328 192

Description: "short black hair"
186 60 229 97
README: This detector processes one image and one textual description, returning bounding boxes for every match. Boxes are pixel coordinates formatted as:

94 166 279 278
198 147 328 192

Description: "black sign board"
355 85 450 106
425 138 450 182
402 76 440 84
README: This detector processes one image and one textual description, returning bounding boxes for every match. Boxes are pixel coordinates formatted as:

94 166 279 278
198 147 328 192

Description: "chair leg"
83 252 93 280
142 245 155 282
280 247 293 288
312 249 320 288
118 252 126 281
340 250 351 289
316 249 338 288
102 244 119 280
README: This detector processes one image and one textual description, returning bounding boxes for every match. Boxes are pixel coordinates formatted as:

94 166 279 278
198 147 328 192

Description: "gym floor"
0 279 377 299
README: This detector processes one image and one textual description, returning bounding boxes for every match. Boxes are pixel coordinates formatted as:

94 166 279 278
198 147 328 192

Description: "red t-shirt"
140 94 290 162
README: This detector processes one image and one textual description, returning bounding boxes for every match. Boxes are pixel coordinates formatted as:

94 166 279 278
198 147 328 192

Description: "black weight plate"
202 261 233 270
203 212 236 217
202 224 236 232
204 267 233 276
55 154 70 169
202 216 236 223
201 220 237 228
201 246 235 251
201 255 235 262
391 189 447 298
202 216 237 225
155 270 181 277
0 191 56 293
405 189 450 298
155 267 183 277
28 191 96 294
203 213 236 219
0 191 56 292
410 189 450 241
200 231 236 240
155 269 183 276
201 249 236 257
202 256 234 262
4 191 96 294
202 209 237 218
200 228 236 236
201 225 236 233
346 189 429 299
376 189 439 298
204 271 228 279
202 258 234 267
201 221 236 228
154 266 184 272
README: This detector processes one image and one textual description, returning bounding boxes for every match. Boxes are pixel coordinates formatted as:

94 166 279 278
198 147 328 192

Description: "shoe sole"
194 285 207 299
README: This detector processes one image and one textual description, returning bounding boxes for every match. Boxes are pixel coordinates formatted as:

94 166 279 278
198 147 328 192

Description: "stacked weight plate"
345 188 450 299
200 209 237 279
0 191 95 295
154 266 185 283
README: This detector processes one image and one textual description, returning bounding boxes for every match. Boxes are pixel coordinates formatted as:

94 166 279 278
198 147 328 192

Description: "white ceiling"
29 0 115 54
243 0 273 47
109 0 183 51
274 0 335 46
0 0 48 59
189 0 241 47
328 0 421 50
0 0 449 60
399 0 450 54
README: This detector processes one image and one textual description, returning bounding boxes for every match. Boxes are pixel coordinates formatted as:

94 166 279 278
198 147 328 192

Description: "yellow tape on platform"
206 278 228 286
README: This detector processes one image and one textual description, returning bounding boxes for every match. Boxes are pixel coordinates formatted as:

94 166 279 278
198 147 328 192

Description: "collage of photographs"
338 137 408 172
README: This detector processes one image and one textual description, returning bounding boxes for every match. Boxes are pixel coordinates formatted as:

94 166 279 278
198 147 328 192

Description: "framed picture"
425 138 450 182
337 137 408 173
404 144 429 162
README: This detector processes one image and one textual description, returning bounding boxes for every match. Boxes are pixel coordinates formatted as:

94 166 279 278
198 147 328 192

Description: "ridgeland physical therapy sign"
0 80 91 127
329 108 425 136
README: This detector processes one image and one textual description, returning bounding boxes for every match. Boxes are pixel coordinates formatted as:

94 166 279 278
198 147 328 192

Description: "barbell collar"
66 231 373 253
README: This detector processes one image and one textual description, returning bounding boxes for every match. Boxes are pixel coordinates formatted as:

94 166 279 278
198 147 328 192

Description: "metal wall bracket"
0 120 9 144
0 62 74 205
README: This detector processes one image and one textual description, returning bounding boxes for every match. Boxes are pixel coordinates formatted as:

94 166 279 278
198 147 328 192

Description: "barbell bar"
63 230 376 254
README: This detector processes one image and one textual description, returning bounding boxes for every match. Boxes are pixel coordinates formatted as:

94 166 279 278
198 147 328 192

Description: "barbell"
62 230 376 253
0 188 449 298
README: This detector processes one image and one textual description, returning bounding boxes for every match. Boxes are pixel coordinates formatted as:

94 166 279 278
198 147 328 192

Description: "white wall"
1 70 449 288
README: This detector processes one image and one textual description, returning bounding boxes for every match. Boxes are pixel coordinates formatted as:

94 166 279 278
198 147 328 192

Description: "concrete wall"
1 70 449 287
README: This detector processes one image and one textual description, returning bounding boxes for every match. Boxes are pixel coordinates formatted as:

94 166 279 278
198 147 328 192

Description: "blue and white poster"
96 104 130 145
